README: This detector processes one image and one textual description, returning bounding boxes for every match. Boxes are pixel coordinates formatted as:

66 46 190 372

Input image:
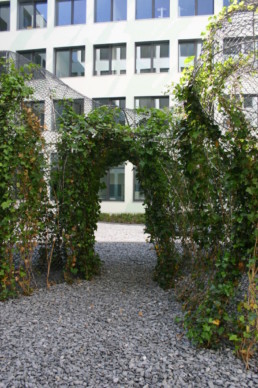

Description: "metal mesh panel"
192 2 258 131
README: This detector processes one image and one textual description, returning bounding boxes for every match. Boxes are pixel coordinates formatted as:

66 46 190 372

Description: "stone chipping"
0 222 257 387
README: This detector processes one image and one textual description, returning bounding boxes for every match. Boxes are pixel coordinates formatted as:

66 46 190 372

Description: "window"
135 41 169 73
56 0 86 26
178 0 214 16
133 168 144 201
53 99 84 130
135 96 169 109
243 95 257 109
18 0 47 29
178 40 202 72
94 44 126 75
136 0 169 19
223 0 239 6
99 165 125 201
55 47 85 77
0 2 10 31
17 49 46 68
95 0 127 22
93 98 126 124
26 101 45 127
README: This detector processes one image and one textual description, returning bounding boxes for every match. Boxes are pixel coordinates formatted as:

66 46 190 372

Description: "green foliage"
0 59 48 300
99 213 145 224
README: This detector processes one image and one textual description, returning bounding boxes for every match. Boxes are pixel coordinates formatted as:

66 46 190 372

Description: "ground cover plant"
0 1 257 367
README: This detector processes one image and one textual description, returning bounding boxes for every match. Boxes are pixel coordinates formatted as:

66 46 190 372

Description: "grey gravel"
0 222 257 387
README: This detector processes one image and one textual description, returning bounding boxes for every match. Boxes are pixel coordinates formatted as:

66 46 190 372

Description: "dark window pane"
0 4 10 31
99 166 125 201
155 0 169 18
140 45 152 58
56 0 72 26
179 0 195 16
159 97 169 108
180 42 195 57
160 42 169 57
113 0 126 21
19 50 46 68
224 0 230 5
138 98 155 108
74 0 86 24
56 50 70 77
120 45 126 60
71 48 85 76
197 0 213 15
136 0 152 19
244 95 253 108
73 99 84 114
100 47 109 60
19 4 33 28
36 2 47 27
95 0 111 22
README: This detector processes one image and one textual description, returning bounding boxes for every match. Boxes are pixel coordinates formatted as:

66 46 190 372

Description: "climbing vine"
0 1 257 367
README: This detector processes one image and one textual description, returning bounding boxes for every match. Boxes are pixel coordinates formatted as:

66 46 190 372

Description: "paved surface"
0 223 257 387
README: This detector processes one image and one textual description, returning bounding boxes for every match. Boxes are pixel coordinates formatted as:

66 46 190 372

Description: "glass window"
133 168 145 201
53 99 84 131
0 3 10 31
94 44 126 75
178 40 202 72
135 41 169 74
93 98 126 124
56 0 86 26
99 165 125 201
223 0 239 6
136 0 169 19
18 1 47 29
55 47 85 77
179 0 214 16
95 0 127 22
17 49 46 68
135 96 169 109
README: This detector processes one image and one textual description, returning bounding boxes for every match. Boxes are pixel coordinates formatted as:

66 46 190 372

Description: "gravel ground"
0 223 257 387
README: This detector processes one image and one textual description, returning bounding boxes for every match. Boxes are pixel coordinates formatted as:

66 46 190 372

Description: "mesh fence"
192 2 258 131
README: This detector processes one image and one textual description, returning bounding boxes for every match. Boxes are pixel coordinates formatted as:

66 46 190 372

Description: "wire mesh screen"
192 2 258 131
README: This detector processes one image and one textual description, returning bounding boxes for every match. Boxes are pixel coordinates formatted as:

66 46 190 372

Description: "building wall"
0 0 225 213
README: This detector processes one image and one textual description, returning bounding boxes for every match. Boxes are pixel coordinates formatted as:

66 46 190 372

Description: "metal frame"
17 48 46 68
99 165 125 202
178 39 202 72
179 0 214 17
93 43 126 76
135 41 169 74
55 46 85 78
134 96 169 109
55 0 86 26
18 0 47 29
135 0 170 19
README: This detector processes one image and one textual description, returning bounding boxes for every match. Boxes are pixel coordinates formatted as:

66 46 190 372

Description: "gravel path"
0 223 257 387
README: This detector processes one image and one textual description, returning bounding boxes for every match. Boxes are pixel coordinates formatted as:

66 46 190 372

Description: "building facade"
0 0 229 213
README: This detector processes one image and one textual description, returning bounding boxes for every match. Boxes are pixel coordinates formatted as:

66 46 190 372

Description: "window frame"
135 0 170 20
135 41 169 74
94 0 127 23
133 168 145 202
178 39 202 72
55 46 85 78
17 49 46 68
52 98 84 131
55 0 86 26
178 0 214 17
93 43 126 76
18 0 48 30
134 96 169 109
0 2 10 32
99 165 125 202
